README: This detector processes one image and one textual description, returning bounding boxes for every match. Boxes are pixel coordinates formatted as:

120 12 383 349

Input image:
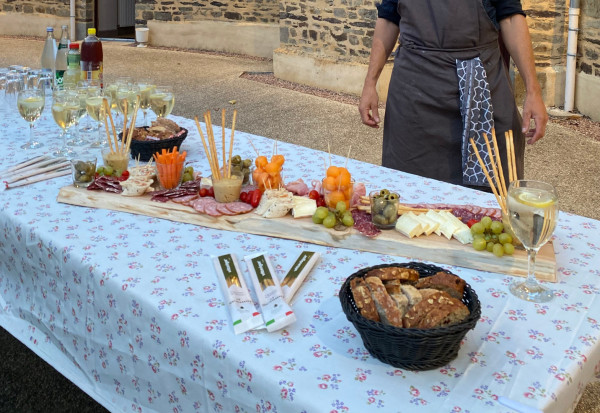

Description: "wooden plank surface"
57 186 557 282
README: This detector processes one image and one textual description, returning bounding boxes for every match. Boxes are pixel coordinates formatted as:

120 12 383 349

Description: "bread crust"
364 277 403 327
350 277 380 322
366 267 420 283
415 271 466 300
402 291 469 329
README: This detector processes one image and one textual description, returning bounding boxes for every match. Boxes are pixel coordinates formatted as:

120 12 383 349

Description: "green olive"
388 193 398 201
232 155 242 164
383 203 397 220
373 214 389 226
243 159 252 168
380 189 390 196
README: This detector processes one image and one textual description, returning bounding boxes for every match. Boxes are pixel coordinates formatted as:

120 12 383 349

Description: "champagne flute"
116 83 139 126
137 78 155 126
17 89 45 149
506 180 558 302
67 81 92 146
52 89 80 157
149 85 175 119
86 88 110 148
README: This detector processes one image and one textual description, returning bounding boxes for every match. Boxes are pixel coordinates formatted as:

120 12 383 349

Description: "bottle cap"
88 28 96 36
69 43 79 49
46 27 54 32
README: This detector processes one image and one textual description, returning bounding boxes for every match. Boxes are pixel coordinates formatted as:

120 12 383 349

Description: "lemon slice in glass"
517 191 556 208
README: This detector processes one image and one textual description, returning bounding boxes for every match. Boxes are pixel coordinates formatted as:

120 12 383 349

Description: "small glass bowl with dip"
101 147 130 176
212 169 244 203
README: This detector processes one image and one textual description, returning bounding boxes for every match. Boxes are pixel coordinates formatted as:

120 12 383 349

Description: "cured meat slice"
216 203 237 216
204 201 222 217
190 197 214 214
351 209 381 238
226 202 253 215
88 176 123 193
171 194 199 205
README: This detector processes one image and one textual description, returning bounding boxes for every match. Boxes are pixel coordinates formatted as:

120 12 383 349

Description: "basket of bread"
339 262 481 370
121 118 188 162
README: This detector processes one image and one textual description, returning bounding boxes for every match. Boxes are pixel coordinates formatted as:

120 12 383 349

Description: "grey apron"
382 0 524 187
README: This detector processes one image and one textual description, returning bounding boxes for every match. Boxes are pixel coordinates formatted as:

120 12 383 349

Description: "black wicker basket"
339 262 481 371
120 127 188 162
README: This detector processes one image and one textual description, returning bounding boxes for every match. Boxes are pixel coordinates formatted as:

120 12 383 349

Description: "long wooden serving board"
57 186 557 282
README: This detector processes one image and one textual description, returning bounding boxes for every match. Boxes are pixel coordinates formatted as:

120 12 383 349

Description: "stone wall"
579 0 600 76
278 0 376 62
135 0 279 26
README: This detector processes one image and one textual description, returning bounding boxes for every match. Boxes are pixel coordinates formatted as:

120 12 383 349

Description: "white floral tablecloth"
1 103 599 413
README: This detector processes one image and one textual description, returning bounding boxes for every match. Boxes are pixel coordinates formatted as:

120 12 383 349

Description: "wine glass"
137 78 155 126
116 83 139 130
51 89 80 157
17 89 45 149
86 87 110 148
149 85 174 119
506 180 558 302
67 81 93 146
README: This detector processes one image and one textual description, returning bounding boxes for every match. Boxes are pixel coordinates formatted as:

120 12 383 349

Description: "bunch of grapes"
470 216 514 257
312 201 354 229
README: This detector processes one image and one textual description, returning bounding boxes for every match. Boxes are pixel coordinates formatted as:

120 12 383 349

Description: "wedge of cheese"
395 213 424 238
412 213 439 236
425 210 446 236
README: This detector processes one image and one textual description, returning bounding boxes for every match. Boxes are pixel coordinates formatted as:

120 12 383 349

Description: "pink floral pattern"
0 108 599 412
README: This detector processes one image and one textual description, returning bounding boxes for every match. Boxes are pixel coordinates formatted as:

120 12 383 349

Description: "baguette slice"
350 277 380 322
365 276 403 327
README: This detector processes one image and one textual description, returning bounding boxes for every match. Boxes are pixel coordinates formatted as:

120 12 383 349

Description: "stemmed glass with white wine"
149 85 174 119
51 89 80 157
85 87 110 147
116 83 139 126
506 180 558 302
137 78 155 126
17 88 45 149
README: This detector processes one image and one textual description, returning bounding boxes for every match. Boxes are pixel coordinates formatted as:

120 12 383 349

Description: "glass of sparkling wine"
149 85 175 119
86 88 110 147
137 78 155 126
116 83 139 124
506 180 558 302
52 89 80 157
17 89 45 149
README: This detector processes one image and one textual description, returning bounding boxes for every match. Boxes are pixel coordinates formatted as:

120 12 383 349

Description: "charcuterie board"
57 186 557 282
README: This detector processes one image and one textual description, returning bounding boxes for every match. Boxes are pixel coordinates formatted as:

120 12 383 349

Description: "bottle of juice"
80 28 103 88
55 25 69 87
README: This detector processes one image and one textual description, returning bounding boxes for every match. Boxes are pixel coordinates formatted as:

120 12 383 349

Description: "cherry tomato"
199 188 208 197
208 187 215 198
117 170 130 182
466 219 478 228
250 189 262 208
239 191 248 203
308 190 320 200
316 197 326 208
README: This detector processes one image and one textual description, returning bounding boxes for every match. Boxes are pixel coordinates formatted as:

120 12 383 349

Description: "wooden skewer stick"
491 129 508 200
194 116 217 178
221 109 226 178
227 109 237 179
470 138 507 215
482 133 505 210
2 157 66 179
4 168 71 190
508 130 517 181
246 134 259 157
103 99 116 154
0 155 51 178
344 145 352 169
3 161 70 184
327 142 332 166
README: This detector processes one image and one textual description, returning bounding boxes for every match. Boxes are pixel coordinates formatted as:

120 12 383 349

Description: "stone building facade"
0 0 598 120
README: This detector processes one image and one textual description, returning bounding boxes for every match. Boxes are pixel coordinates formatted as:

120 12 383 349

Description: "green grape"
182 173 193 182
490 221 504 234
471 222 485 235
472 237 487 251
498 233 513 245
342 211 354 227
312 213 324 224
96 166 105 175
492 243 505 257
323 214 336 228
184 166 194 175
473 233 485 239
104 165 114 176
336 201 347 213
481 216 493 230
486 241 495 252
314 206 329 220
491 234 498 242
485 234 491 242
503 243 515 255
114 169 123 177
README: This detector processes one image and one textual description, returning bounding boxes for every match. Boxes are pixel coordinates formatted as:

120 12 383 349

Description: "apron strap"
457 57 495 187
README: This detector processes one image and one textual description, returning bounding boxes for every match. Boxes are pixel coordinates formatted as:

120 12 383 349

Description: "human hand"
359 84 381 128
521 91 548 144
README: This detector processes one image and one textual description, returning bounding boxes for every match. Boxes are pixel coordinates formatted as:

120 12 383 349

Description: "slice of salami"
226 202 253 215
172 194 199 204
190 197 213 214
216 203 237 216
204 201 222 217
351 210 381 238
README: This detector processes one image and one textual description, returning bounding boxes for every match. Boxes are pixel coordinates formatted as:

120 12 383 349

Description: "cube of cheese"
395 213 424 238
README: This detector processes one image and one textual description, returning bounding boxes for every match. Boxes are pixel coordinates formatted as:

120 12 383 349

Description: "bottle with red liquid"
80 28 103 87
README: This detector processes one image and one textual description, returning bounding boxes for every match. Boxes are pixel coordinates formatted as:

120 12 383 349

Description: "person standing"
358 0 548 188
